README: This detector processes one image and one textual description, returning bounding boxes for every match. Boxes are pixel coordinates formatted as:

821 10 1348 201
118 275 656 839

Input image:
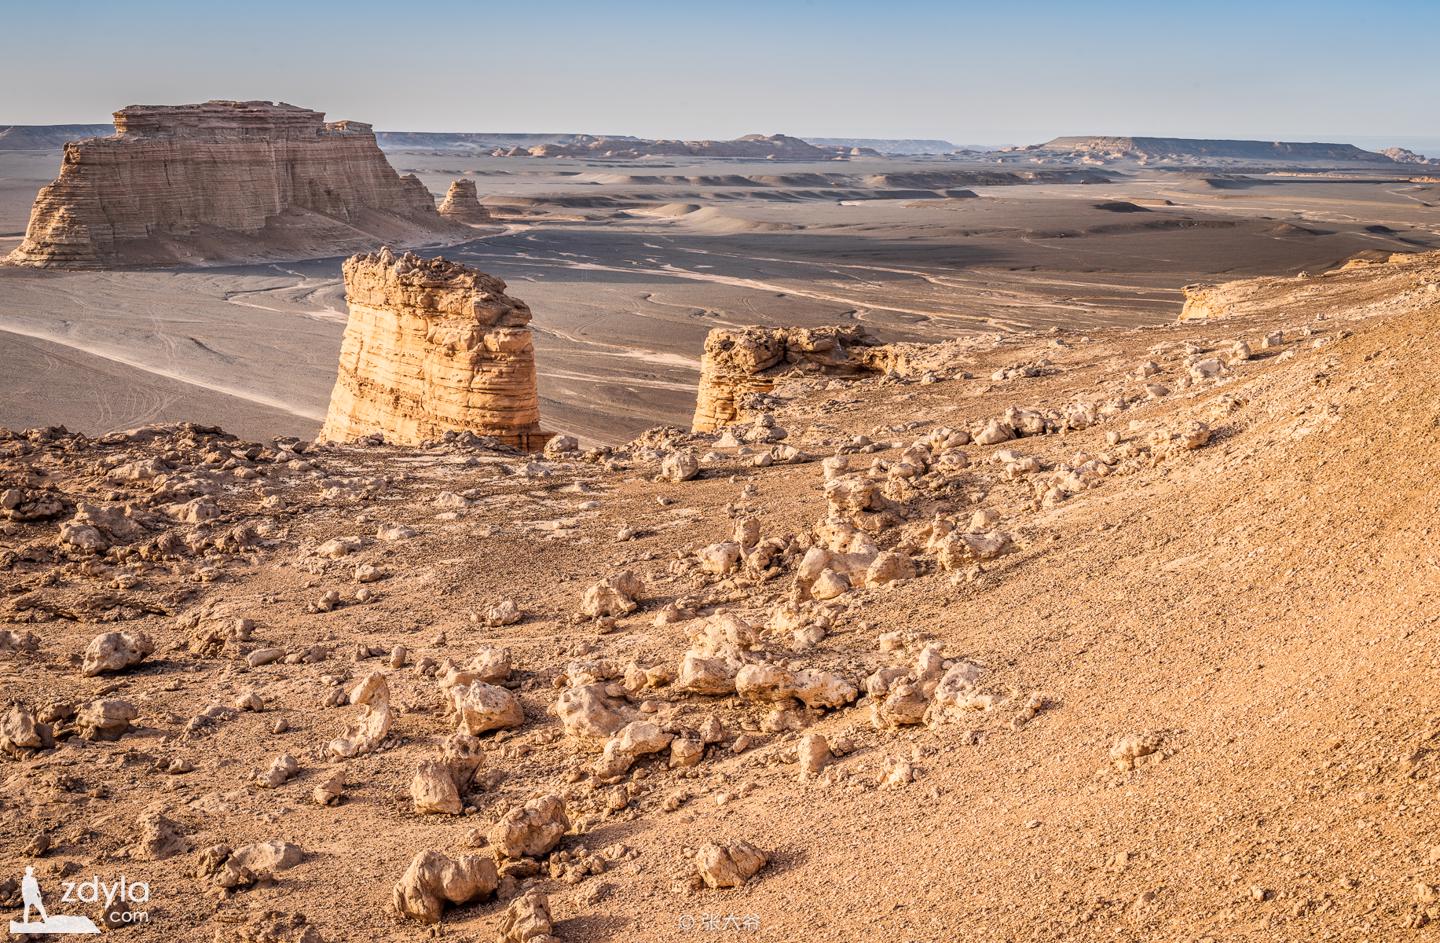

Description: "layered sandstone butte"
319 249 548 449
5 101 463 268
692 325 903 431
437 179 492 224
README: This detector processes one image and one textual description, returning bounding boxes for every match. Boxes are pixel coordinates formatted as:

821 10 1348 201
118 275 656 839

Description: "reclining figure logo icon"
9 866 100 935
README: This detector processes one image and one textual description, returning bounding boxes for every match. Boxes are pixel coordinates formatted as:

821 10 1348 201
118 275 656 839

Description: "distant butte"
4 100 469 269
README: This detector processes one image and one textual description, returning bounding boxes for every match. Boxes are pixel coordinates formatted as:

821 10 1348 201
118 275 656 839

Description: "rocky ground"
3 251 1440 941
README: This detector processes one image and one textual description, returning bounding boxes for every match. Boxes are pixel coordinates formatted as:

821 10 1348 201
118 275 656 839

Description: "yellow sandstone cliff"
5 100 461 268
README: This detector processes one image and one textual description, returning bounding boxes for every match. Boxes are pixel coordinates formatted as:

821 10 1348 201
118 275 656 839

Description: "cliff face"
319 249 548 449
437 179 492 224
5 101 462 268
692 325 903 431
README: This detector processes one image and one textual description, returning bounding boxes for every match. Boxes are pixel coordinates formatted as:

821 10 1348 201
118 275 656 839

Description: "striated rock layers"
437 179 492 224
319 248 549 449
1180 250 1435 323
692 325 904 431
5 100 464 269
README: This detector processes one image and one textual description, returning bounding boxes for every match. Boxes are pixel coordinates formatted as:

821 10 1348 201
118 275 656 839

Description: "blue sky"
2 0 1437 149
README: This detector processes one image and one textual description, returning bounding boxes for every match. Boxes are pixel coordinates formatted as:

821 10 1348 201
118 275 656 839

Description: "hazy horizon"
3 0 1437 150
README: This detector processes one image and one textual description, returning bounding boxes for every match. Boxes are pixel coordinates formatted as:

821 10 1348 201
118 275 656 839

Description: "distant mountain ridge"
1029 136 1392 164
0 123 112 149
377 132 875 160
801 137 966 155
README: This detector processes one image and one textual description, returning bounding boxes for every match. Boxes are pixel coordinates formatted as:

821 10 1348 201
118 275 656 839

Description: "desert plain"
4 141 1438 442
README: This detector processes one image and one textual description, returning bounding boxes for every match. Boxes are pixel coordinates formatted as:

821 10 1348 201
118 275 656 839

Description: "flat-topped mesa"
319 249 550 450
437 179 493 224
692 325 903 432
5 100 461 269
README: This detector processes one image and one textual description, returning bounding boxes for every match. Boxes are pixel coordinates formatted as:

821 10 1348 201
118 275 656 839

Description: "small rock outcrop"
692 325 904 431
1178 284 1229 322
5 100 461 268
437 179 493 224
319 249 550 449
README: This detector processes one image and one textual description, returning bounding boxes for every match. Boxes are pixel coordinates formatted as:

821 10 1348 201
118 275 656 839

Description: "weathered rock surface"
693 325 906 431
392 850 498 923
319 249 550 449
489 794 570 858
327 672 391 758
76 699 137 741
81 630 154 676
6 100 461 269
579 571 644 618
496 889 560 943
695 840 768 888
134 812 186 861
437 178 492 224
450 682 524 736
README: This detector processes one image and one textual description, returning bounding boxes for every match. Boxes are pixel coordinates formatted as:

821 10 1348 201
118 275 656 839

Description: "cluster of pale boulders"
866 642 996 729
1 699 139 755
391 793 571 924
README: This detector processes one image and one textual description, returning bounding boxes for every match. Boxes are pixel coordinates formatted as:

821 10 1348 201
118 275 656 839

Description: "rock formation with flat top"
692 325 903 431
5 100 463 268
437 179 492 224
319 248 549 449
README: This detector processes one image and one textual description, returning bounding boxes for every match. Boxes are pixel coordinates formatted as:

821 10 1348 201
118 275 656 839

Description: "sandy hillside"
2 251 1440 941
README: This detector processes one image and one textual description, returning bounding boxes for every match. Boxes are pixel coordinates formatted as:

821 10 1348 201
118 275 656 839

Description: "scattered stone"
483 599 524 627
134 811 187 861
76 699 138 741
392 850 499 924
881 757 915 787
797 733 831 779
489 795 570 859
694 840 768 889
0 704 49 755
660 451 700 482
231 840 305 875
497 888 560 943
312 768 345 805
580 571 644 618
451 682 524 736
327 672 392 758
595 720 673 778
248 648 285 668
377 523 419 541
80 630 154 676
411 735 484 815
1110 733 1162 771
259 754 299 788
227 911 323 943
411 759 464 815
